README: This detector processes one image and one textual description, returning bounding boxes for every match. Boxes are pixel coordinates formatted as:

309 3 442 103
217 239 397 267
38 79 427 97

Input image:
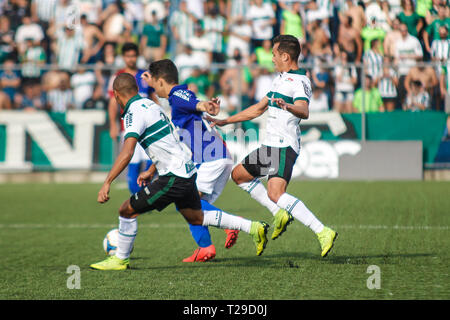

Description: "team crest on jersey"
286 77 294 82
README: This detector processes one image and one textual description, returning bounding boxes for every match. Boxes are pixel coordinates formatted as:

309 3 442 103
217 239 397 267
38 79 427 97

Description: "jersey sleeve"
123 108 145 141
293 78 312 103
171 91 201 114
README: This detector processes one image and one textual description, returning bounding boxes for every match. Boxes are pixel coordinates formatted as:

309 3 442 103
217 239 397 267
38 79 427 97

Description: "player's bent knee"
119 200 138 219
231 164 252 185
267 190 283 204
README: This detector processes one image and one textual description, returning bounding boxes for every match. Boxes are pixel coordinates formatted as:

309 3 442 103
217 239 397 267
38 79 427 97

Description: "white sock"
276 193 324 234
202 209 252 233
238 179 280 216
116 216 137 260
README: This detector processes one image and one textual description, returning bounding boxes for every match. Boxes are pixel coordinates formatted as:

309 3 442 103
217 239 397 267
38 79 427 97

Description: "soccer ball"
103 228 119 256
103 228 134 255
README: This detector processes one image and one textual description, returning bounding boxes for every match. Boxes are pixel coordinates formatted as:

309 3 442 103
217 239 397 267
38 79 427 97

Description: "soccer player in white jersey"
90 73 269 270
208 35 338 257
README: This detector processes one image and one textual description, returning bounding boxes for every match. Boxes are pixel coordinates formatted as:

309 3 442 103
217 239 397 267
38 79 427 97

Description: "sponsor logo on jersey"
173 89 191 101
126 113 133 128
302 81 312 99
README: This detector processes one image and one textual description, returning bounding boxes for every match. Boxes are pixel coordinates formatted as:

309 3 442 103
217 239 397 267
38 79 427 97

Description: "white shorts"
196 158 234 204
335 91 354 103
120 131 150 164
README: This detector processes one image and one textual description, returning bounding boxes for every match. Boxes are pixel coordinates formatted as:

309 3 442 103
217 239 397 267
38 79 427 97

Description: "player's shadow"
128 252 435 270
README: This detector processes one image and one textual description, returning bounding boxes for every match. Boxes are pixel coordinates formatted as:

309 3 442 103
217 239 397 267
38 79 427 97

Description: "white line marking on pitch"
0 224 448 230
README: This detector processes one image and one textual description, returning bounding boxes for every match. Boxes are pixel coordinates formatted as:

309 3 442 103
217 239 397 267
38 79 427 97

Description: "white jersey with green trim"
122 95 196 178
264 69 312 154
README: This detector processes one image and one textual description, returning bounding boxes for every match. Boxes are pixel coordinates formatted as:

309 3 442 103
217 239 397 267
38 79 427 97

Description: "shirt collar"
286 68 307 75
121 94 142 117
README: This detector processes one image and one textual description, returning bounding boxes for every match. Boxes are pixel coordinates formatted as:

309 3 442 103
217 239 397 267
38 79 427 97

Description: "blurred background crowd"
0 0 449 127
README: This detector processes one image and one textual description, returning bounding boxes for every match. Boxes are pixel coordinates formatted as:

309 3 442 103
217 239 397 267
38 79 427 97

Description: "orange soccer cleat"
182 244 216 262
224 229 239 249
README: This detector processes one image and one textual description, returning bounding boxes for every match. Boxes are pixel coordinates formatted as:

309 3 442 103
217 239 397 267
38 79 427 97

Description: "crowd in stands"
0 0 449 118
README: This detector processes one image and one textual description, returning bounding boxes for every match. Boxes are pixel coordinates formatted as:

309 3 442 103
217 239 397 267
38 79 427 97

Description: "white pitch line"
331 225 449 230
0 224 448 230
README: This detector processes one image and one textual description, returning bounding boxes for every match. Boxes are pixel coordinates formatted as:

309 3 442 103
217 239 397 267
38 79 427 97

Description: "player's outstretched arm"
206 96 269 127
274 98 310 119
98 137 137 203
196 97 220 116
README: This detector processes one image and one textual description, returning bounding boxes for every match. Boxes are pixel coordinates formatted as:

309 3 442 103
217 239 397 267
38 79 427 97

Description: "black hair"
113 72 138 95
272 34 301 62
121 42 139 55
148 59 179 85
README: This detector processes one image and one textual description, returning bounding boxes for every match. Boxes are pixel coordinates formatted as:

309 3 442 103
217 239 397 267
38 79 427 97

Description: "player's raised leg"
232 163 293 240
179 207 269 256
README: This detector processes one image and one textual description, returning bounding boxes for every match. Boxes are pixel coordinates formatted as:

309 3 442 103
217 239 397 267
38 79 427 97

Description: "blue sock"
188 224 212 248
127 163 142 194
201 199 220 211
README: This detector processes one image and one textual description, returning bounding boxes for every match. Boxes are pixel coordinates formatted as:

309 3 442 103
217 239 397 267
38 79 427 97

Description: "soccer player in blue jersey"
107 42 158 194
142 59 243 262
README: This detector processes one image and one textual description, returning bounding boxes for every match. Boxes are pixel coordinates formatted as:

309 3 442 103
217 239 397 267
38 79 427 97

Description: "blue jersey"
109 68 155 99
168 84 229 164
135 69 155 98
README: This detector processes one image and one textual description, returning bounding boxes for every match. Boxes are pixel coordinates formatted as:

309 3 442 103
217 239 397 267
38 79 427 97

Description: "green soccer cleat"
271 209 294 240
317 226 338 257
250 221 269 256
90 255 130 270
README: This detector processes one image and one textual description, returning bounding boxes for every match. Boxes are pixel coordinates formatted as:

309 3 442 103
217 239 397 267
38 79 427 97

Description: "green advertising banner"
0 110 447 171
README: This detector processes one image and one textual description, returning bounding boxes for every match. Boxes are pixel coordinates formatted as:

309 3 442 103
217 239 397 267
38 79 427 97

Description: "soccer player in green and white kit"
90 73 268 270
207 35 337 257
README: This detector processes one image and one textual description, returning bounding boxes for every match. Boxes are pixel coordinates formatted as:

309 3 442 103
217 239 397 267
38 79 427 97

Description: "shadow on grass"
124 252 435 271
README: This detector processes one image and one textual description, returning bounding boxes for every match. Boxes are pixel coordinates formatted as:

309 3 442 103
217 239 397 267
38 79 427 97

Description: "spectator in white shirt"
431 25 450 63
15 15 44 55
169 0 197 54
393 23 423 106
334 49 358 113
174 45 206 82
47 79 75 113
310 86 330 113
53 26 85 72
71 67 96 109
188 25 213 70
404 80 430 111
226 16 252 64
247 0 276 50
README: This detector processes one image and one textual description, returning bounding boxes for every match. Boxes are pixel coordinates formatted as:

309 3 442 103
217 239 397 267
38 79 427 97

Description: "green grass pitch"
0 181 449 300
